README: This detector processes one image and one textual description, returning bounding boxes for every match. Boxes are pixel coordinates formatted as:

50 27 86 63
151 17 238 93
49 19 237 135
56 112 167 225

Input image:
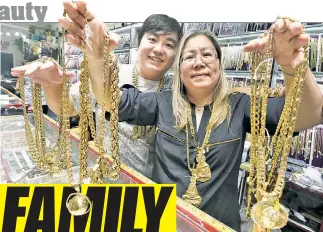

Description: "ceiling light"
6 32 10 36
15 32 19 36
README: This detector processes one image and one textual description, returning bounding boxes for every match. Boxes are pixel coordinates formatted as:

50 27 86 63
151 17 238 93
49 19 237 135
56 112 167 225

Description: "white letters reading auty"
0 2 47 22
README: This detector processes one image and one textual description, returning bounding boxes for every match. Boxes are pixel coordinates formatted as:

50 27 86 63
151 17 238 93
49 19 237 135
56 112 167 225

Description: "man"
11 2 183 179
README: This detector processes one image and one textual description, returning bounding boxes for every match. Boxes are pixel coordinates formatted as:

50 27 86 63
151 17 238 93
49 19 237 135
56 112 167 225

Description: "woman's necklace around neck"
132 66 165 90
196 106 204 112
188 94 213 112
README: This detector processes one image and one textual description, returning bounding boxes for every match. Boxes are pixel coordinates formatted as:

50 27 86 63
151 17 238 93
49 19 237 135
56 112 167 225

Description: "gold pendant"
66 190 92 216
182 169 202 207
250 200 288 230
88 159 106 184
196 150 211 182
107 159 120 181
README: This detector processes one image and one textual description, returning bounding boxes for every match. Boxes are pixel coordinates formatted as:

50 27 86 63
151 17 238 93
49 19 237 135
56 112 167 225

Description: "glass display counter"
0 87 235 231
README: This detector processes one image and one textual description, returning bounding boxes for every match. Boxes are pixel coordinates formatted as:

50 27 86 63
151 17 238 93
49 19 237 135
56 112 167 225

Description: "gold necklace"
246 17 309 231
87 28 121 183
17 9 92 215
182 105 213 207
18 55 72 175
195 106 204 112
182 124 202 207
62 9 93 216
131 66 165 139
187 105 212 182
67 7 123 213
18 18 73 175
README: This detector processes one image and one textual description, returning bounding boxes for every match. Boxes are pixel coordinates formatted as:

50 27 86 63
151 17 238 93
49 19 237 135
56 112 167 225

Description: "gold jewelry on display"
131 66 165 139
319 37 323 72
246 17 309 232
310 37 318 70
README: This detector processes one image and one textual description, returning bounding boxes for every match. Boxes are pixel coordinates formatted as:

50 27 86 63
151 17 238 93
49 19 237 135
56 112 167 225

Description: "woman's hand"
243 17 310 74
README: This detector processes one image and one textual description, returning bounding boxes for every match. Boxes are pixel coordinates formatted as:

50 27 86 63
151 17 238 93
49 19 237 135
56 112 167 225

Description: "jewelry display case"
0 87 235 231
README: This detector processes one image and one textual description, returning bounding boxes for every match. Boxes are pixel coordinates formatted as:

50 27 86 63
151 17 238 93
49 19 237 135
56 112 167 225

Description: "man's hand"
59 0 120 60
11 60 75 87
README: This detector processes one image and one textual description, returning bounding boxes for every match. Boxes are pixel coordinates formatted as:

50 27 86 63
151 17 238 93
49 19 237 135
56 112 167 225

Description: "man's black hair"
138 14 183 45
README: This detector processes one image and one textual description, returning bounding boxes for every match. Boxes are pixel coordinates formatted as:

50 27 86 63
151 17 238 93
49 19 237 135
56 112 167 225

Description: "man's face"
137 31 179 78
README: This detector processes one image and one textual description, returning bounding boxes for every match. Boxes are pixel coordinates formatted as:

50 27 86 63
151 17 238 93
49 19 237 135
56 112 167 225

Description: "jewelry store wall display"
228 77 249 88
312 126 323 168
222 44 243 70
65 56 82 69
70 70 80 84
256 23 272 31
219 23 234 36
115 33 130 50
290 129 312 162
212 23 221 36
115 52 130 64
232 23 248 36
29 25 56 42
183 23 213 34
319 34 323 72
64 42 83 83
64 42 83 56
309 35 319 71
238 43 251 71
246 23 258 32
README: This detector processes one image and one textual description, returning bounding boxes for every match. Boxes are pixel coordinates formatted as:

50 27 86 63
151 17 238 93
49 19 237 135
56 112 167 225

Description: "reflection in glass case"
115 52 130 64
116 33 131 50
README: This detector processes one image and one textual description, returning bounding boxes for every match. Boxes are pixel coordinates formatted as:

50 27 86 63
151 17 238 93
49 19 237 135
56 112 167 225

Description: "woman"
103 22 323 230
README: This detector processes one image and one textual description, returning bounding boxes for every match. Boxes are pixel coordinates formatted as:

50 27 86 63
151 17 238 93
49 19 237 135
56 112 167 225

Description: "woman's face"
180 35 220 93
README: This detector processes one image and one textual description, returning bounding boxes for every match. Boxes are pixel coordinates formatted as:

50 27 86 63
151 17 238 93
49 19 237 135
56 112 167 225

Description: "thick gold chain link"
131 66 165 139
246 18 309 230
18 12 72 177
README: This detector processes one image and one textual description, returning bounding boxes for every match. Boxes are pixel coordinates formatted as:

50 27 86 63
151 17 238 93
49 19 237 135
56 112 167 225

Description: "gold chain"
182 105 214 206
131 66 165 139
88 27 121 182
182 124 202 207
246 18 309 231
17 9 73 181
187 105 213 150
187 105 212 182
